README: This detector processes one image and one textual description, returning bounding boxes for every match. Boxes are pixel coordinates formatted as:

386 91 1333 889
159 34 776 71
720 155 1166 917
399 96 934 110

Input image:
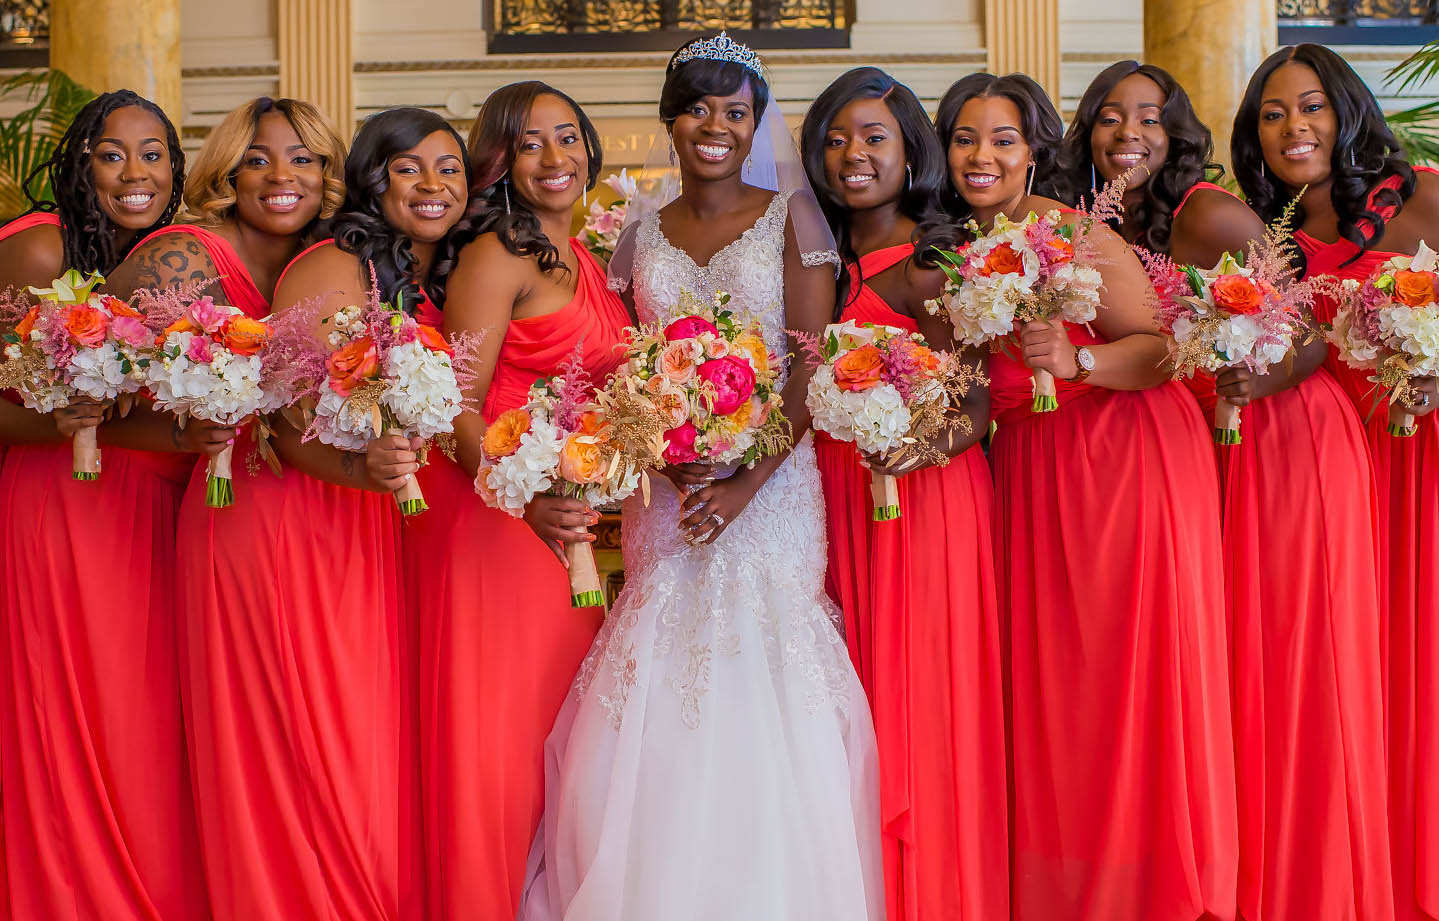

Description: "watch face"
1077 347 1096 371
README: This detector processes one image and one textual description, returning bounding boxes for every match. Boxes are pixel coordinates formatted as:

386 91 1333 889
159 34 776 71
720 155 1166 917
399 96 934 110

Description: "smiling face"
822 96 907 211
90 105 174 233
947 94 1032 215
232 110 326 237
1089 73 1168 190
380 129 467 245
1257 60 1338 191
508 93 589 214
668 82 759 183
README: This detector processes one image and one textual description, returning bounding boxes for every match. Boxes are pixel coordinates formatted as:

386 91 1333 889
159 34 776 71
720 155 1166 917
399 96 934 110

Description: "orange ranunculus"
833 344 885 392
483 408 531 459
163 315 199 338
979 242 1024 277
63 304 109 347
905 340 940 374
558 433 606 484
416 323 453 355
1210 274 1263 316
1393 269 1437 307
326 336 380 396
576 409 605 436
221 316 272 356
14 306 39 339
101 295 142 319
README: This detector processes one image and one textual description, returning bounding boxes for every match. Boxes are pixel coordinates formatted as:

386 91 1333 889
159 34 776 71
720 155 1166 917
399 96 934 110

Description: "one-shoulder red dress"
405 239 629 921
992 321 1238 921
814 244 1007 921
175 237 413 921
0 222 212 920
1300 165 1439 921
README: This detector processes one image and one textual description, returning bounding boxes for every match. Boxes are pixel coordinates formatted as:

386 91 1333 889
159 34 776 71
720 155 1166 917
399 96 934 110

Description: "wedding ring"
1418 393 1431 408
707 513 725 528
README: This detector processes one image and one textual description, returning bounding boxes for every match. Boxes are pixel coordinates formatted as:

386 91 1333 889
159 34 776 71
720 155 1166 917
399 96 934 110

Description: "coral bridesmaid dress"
405 240 627 921
0 220 208 920
990 327 1238 921
1300 165 1439 921
814 244 1007 921
175 237 414 921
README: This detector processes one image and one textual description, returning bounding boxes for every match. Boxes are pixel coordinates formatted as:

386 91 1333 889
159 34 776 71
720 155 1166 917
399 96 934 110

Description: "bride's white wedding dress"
518 191 884 921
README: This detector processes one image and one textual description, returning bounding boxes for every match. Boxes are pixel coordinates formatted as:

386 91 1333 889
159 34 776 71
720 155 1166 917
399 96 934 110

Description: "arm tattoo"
131 240 219 297
339 449 359 481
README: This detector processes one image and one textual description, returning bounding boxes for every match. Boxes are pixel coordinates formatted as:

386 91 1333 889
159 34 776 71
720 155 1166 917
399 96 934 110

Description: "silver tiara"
672 31 766 81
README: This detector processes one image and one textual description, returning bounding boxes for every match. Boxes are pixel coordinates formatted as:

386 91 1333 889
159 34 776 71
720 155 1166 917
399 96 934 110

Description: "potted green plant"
0 69 96 221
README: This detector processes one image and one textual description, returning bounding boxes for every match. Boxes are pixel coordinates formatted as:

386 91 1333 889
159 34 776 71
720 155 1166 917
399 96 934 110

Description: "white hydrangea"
1377 304 1439 376
932 273 1025 346
380 340 464 439
583 466 642 510
67 342 135 401
313 388 376 452
480 416 565 517
806 365 912 455
1051 263 1103 323
20 384 70 413
147 330 278 425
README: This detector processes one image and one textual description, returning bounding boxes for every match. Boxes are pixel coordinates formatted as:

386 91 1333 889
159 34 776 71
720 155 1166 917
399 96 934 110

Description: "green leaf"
1184 265 1207 298
1386 39 1439 98
0 70 99 222
2 332 18 344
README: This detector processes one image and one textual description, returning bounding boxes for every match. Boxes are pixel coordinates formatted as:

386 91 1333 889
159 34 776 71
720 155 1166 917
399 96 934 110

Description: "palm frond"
1386 39 1439 97
0 70 97 221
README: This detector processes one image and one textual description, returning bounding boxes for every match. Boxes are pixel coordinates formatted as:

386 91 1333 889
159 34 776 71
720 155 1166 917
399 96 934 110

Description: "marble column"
1145 0 1278 169
278 0 355 138
50 0 182 126
985 0 1060 103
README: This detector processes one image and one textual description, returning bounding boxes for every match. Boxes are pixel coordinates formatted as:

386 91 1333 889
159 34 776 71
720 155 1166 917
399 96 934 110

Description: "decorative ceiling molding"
354 50 983 73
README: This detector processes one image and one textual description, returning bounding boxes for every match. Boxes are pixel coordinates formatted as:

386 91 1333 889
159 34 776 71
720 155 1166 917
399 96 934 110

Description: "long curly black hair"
800 67 954 318
327 107 469 310
1060 60 1221 254
1233 43 1414 268
23 89 184 275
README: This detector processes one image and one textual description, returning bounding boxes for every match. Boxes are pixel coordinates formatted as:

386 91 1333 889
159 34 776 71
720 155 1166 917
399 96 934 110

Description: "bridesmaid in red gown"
0 92 213 921
1069 59 1391 921
797 68 1007 921
387 83 628 921
1233 44 1439 921
936 74 1238 921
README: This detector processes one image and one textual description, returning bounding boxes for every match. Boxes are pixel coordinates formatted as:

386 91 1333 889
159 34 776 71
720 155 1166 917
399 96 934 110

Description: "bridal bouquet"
147 296 285 505
581 169 637 261
1327 240 1439 437
1143 210 1311 445
803 319 983 520
302 279 481 514
598 290 791 471
0 270 156 480
477 345 643 607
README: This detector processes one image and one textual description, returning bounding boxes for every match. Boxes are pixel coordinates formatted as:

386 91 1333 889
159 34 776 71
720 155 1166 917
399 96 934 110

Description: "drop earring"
1090 163 1097 192
583 185 588 208
1350 149 1357 168
1026 163 1035 197
905 163 912 190
669 142 677 166
1260 161 1267 180
502 178 511 215
744 155 752 178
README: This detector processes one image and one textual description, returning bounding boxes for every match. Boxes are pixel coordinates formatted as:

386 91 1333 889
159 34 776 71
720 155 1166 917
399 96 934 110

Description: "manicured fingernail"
226 438 235 445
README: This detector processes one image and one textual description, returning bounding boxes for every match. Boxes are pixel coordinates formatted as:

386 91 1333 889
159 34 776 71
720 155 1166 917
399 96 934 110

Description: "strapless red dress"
175 237 412 920
405 239 629 921
1300 165 1439 921
815 244 1008 921
991 324 1237 921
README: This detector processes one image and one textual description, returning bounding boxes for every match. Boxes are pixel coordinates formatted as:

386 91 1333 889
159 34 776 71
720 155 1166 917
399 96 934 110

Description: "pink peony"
186 334 215 363
663 420 700 464
110 315 152 349
187 296 230 334
697 355 755 415
664 315 720 341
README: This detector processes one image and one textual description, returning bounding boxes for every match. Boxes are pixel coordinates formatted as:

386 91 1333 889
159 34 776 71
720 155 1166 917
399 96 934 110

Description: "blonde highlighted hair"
183 97 347 227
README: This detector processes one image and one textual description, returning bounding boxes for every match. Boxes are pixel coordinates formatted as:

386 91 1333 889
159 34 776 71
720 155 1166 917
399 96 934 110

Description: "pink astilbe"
790 328 825 366
550 340 592 432
878 336 924 402
1138 248 1192 334
127 277 222 335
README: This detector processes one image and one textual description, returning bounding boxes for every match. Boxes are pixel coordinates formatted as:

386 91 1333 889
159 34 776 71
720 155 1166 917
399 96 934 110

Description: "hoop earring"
1026 163 1035 197
502 178 511 215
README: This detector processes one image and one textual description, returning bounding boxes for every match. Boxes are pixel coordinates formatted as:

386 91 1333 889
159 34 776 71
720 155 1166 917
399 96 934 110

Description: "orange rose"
558 434 606 484
1209 274 1263 316
14 306 39 339
326 336 380 396
833 344 885 392
979 242 1024 277
905 341 940 374
416 323 453 355
163 316 199 337
101 295 143 319
483 408 531 458
576 409 605 436
221 316 272 356
63 304 108 347
1393 269 1437 308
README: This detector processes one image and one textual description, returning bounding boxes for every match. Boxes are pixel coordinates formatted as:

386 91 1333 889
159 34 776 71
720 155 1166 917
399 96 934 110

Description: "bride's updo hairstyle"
660 34 771 126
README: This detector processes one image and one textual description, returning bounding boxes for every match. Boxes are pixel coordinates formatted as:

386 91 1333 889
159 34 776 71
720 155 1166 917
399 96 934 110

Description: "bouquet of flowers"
0 270 156 480
476 344 643 607
596 290 791 474
1143 208 1312 445
147 295 285 505
302 277 482 514
581 168 638 262
1327 240 1439 437
803 319 984 520
926 178 1126 412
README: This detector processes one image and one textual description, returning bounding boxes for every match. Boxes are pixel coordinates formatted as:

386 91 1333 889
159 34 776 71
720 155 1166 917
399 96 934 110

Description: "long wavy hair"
1233 43 1414 267
22 90 184 275
799 67 953 317
327 107 468 309
1060 60 1221 253
449 82 601 278
931 72 1070 223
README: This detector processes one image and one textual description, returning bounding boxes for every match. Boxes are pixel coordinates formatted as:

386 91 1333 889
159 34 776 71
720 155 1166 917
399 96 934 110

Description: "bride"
519 34 884 921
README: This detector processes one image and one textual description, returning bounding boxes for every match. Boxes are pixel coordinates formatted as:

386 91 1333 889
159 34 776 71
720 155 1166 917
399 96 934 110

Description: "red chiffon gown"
814 244 1007 921
405 239 628 921
991 325 1238 921
0 218 209 920
174 237 412 921
1300 165 1439 921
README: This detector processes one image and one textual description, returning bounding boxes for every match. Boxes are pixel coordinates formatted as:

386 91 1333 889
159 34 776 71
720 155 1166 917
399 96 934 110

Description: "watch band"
1066 346 1093 383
